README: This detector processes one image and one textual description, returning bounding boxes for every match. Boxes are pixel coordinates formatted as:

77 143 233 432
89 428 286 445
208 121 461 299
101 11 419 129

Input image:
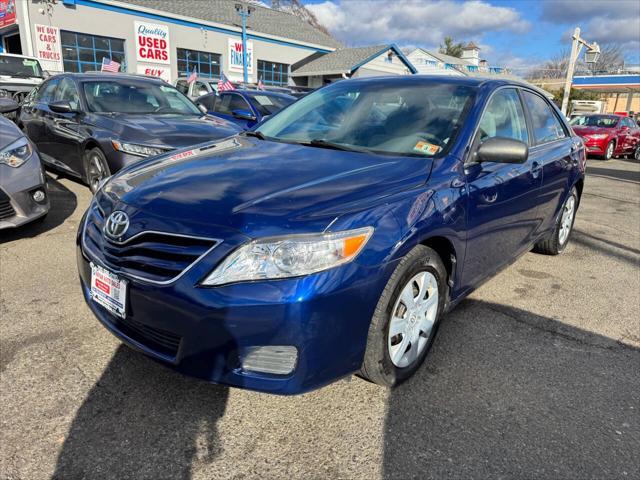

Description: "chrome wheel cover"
388 271 439 368
558 195 576 246
88 154 106 192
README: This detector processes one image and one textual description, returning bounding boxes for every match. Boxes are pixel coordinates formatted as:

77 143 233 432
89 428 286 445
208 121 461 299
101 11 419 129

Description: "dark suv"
19 73 240 191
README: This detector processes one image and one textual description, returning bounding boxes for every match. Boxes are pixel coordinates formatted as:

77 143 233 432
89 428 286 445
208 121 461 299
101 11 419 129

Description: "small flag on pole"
217 71 235 92
257 77 265 90
101 57 121 73
187 67 198 84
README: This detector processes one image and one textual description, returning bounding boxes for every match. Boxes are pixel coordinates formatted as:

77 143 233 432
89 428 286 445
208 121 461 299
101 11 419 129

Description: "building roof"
119 0 342 49
463 41 480 50
291 44 417 77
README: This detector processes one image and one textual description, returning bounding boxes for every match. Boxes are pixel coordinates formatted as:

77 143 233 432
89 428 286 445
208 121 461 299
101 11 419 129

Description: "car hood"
0 115 22 150
572 126 612 136
93 113 241 148
101 137 431 237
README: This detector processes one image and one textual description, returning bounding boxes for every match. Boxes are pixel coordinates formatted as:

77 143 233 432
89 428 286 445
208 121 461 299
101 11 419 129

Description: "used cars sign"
135 21 170 65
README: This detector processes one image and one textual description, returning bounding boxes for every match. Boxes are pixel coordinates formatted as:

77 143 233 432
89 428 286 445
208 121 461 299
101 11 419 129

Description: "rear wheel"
360 245 447 387
603 140 615 160
635 144 640 161
84 147 110 194
533 187 578 255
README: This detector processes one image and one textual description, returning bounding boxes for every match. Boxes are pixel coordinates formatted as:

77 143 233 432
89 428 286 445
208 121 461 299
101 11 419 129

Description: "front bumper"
77 237 394 394
579 136 608 155
0 154 50 230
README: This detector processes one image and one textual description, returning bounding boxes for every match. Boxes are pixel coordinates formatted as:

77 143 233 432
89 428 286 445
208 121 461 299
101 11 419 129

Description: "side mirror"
232 109 257 122
197 103 208 114
42 71 51 79
48 100 76 114
476 137 528 164
0 98 20 114
620 125 629 131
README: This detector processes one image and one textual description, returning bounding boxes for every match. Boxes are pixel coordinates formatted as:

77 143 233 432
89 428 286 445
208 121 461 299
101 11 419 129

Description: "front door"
462 88 542 288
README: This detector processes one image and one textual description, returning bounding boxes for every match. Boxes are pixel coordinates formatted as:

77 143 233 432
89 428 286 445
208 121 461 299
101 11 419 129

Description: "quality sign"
135 21 170 65
228 38 253 75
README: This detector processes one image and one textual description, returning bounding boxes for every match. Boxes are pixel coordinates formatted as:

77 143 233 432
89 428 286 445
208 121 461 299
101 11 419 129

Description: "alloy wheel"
605 142 614 160
388 271 439 368
558 195 576 246
87 154 106 193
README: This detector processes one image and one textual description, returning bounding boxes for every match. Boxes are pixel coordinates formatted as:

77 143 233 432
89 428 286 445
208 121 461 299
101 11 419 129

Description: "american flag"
217 71 235 92
257 77 265 90
101 57 120 73
187 67 198 84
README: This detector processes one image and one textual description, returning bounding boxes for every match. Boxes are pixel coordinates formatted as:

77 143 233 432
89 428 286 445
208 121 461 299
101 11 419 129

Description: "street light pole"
235 3 253 84
561 27 600 117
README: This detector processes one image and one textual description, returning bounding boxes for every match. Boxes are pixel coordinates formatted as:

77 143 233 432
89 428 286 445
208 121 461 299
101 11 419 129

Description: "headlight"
588 134 609 140
0 137 32 168
202 227 373 286
111 140 170 157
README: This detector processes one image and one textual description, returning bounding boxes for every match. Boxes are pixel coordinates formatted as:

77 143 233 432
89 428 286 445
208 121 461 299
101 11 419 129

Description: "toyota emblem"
104 211 130 240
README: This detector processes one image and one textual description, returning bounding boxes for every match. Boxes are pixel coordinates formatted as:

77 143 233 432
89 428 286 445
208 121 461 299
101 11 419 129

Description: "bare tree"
439 37 465 58
269 0 331 35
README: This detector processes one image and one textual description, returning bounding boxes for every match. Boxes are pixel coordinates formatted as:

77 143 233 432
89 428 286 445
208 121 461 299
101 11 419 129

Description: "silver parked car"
0 99 49 229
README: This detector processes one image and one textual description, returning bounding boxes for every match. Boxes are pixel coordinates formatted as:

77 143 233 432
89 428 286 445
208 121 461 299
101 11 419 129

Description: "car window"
35 78 60 104
522 91 566 145
175 80 188 95
214 94 250 115
570 115 617 128
249 94 295 116
477 88 528 144
257 81 476 157
623 118 635 128
197 94 216 111
228 94 251 113
54 78 81 110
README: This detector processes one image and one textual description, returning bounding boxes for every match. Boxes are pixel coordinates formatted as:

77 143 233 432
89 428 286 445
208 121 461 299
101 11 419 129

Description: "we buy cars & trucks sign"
34 24 63 72
135 21 170 65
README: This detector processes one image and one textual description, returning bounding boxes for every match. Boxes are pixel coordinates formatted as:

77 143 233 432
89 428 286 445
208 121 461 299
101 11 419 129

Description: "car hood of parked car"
0 115 22 150
93 113 241 149
100 136 433 237
572 125 613 136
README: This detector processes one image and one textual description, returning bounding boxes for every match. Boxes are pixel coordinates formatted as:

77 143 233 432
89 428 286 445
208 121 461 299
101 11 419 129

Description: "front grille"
116 315 182 358
82 204 219 284
0 189 16 220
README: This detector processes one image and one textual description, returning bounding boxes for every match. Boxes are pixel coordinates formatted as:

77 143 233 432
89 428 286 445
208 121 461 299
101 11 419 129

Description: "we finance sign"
228 38 253 75
135 21 170 65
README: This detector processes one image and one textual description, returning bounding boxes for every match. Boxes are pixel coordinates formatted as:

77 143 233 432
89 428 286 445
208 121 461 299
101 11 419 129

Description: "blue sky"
302 0 640 71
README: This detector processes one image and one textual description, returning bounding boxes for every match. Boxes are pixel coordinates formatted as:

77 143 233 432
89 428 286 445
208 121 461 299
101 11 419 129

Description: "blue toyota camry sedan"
77 76 585 394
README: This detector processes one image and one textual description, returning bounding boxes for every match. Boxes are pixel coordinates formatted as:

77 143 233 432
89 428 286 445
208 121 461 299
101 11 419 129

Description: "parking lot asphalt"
1 158 639 480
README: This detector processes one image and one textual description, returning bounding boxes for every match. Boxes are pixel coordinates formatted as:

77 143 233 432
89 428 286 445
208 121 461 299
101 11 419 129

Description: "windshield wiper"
243 130 266 140
306 139 367 152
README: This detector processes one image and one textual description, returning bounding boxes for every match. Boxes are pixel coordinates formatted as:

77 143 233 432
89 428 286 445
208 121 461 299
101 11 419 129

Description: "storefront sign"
0 0 17 28
34 24 63 72
135 21 170 65
228 38 253 75
136 64 172 83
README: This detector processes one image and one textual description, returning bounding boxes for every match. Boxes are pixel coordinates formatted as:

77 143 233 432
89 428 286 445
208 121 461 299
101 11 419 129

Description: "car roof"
56 72 168 84
0 52 40 61
235 89 295 100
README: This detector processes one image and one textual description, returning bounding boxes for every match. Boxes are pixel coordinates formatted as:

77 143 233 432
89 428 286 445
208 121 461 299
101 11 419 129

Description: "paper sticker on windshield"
23 60 38 66
254 95 274 106
413 141 441 156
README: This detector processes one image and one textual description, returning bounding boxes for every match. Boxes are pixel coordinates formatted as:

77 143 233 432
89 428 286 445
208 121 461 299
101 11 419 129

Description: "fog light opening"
240 346 298 376
32 189 46 203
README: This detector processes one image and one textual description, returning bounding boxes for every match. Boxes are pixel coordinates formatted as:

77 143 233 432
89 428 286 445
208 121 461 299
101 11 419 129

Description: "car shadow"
1 174 77 243
586 164 640 184
52 345 229 480
382 299 639 479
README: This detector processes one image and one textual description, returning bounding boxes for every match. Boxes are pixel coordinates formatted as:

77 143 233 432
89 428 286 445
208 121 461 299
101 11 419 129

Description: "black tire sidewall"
363 245 447 387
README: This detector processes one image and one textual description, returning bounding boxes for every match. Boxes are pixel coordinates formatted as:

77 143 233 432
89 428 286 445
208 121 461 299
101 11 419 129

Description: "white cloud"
307 0 530 47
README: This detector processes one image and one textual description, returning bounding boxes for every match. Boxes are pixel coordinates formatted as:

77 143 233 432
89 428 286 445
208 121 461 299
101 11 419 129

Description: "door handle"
531 161 542 179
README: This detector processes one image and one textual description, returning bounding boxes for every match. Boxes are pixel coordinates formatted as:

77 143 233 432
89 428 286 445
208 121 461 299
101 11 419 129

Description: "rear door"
463 87 542 287
521 90 576 236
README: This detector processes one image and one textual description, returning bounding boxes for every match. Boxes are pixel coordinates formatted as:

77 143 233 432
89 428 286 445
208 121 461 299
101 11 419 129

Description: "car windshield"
0 55 44 78
82 80 201 115
249 93 295 116
256 81 476 156
570 115 618 128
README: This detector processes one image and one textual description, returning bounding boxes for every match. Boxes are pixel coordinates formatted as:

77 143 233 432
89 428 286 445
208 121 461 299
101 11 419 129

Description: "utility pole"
235 3 253 84
561 27 600 117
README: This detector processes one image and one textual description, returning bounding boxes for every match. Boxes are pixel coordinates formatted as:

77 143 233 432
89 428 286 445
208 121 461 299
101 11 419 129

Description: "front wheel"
604 140 615 160
635 144 640 161
359 245 447 387
533 187 578 255
84 147 111 194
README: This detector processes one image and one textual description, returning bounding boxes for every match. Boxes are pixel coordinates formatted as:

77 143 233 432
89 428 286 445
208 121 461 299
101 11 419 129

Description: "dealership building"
0 0 344 85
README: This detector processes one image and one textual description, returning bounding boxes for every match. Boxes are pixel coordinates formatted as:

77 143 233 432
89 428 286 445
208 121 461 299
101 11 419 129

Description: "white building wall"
407 49 465 76
353 50 412 76
17 0 332 83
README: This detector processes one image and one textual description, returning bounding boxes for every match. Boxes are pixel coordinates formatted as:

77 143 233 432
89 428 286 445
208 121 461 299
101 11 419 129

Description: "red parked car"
570 114 640 160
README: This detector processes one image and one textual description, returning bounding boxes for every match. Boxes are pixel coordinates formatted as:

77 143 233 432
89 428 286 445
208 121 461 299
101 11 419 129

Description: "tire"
84 147 111 194
360 245 447 387
533 187 578 255
635 144 640 161
603 140 615 160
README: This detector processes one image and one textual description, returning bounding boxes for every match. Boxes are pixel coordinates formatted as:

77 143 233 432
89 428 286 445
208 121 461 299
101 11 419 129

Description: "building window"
61 31 126 73
177 48 221 78
257 60 289 86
